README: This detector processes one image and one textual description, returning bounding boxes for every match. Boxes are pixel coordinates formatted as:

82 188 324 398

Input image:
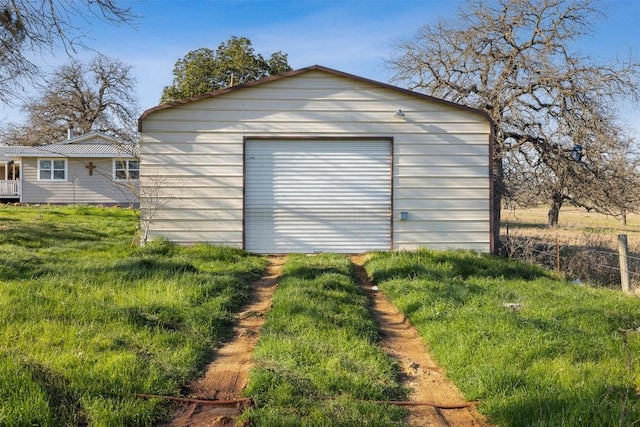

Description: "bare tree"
0 54 139 145
60 142 177 245
0 4 28 101
580 133 640 226
388 0 640 239
108 154 171 245
113 165 180 245
504 111 640 226
137 174 176 245
0 0 135 104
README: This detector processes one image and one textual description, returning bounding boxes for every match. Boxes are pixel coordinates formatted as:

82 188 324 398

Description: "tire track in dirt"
161 255 285 427
350 254 493 427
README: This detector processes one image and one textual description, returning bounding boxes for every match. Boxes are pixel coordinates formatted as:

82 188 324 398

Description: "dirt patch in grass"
161 255 285 427
350 254 492 427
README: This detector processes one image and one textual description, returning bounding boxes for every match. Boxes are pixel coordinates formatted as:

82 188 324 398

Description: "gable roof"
138 64 493 132
56 130 130 146
5 131 138 158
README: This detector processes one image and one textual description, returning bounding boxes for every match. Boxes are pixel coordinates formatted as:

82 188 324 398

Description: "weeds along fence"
500 227 640 293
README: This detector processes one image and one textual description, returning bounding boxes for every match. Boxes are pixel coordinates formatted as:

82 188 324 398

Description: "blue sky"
1 0 639 134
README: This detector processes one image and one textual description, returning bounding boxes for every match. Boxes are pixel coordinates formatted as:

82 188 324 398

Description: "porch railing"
0 180 20 196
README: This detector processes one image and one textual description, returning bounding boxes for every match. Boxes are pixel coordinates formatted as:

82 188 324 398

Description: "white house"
2 131 139 206
138 65 494 253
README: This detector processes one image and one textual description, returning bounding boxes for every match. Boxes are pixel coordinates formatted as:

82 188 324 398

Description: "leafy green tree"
160 36 292 103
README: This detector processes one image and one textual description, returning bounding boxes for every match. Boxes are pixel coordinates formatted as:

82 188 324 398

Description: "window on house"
38 159 67 181
114 160 139 180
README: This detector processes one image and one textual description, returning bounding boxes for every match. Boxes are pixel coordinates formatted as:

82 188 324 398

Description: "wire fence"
500 227 639 293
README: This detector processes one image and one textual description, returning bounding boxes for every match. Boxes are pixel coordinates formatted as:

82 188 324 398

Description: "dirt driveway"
351 254 490 426
161 254 491 427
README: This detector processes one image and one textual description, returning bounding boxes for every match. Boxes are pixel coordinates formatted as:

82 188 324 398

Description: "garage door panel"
246 197 391 205
245 139 391 253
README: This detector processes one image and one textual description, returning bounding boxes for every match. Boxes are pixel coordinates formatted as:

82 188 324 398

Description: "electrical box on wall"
399 211 409 221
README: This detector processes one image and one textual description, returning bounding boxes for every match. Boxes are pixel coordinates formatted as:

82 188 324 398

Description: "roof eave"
9 153 137 158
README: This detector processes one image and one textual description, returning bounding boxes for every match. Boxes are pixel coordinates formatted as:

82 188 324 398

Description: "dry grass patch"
502 207 640 290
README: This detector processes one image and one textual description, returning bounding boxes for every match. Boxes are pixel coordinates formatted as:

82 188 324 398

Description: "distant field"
501 207 640 247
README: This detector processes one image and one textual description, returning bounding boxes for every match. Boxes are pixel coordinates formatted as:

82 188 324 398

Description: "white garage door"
245 139 392 253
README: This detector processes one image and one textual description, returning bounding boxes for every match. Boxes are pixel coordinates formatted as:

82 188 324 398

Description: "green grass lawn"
365 249 640 427
0 205 265 426
241 253 408 426
4 205 640 426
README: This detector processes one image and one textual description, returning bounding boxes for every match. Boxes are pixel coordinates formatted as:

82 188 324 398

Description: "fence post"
618 234 630 293
555 232 561 274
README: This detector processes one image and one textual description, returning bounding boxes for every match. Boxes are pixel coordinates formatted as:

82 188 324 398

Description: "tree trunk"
492 156 504 254
620 209 627 226
547 192 564 227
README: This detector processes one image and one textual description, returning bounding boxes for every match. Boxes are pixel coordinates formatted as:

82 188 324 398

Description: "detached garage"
138 65 494 253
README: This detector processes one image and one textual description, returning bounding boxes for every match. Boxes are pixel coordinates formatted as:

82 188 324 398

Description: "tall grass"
242 254 408 426
0 205 265 426
365 249 640 427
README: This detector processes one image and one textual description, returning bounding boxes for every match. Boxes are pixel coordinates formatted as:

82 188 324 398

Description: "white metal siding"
140 69 492 252
245 139 391 253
